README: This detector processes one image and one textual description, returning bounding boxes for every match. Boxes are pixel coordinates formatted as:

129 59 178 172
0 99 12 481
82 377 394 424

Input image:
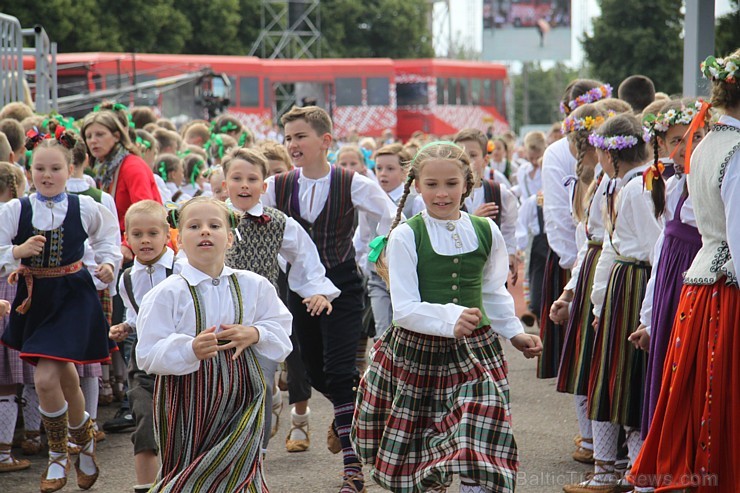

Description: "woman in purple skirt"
629 98 709 438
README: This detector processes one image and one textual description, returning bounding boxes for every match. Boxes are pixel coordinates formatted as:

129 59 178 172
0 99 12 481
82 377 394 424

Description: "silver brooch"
446 221 455 232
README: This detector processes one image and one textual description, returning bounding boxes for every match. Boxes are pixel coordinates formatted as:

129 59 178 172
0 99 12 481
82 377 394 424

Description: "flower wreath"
560 84 613 114
588 133 644 151
701 55 739 83
643 100 704 135
561 114 605 134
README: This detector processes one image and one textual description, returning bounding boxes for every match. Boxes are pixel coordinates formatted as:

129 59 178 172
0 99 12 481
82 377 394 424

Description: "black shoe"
102 407 135 433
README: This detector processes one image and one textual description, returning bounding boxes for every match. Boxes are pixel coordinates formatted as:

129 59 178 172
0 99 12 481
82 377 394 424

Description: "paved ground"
4 271 593 492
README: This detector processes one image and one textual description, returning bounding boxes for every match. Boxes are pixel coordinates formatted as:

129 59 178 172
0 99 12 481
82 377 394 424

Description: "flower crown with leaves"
560 84 613 114
561 114 605 134
588 132 646 151
701 55 738 83
643 100 704 137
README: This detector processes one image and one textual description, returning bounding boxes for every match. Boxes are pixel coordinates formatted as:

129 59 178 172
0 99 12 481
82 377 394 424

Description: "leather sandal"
339 464 366 493
39 454 70 493
286 422 310 452
327 420 341 454
74 444 99 490
0 443 31 473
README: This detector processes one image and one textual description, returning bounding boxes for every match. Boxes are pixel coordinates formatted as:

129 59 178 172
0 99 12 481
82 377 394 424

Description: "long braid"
606 151 620 234
649 135 666 219
376 169 415 284
571 131 594 223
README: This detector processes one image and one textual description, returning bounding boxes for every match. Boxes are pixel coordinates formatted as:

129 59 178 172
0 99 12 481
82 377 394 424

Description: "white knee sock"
0 396 18 463
574 395 593 446
22 384 40 432
623 426 644 467
590 420 619 484
79 377 99 420
289 407 310 441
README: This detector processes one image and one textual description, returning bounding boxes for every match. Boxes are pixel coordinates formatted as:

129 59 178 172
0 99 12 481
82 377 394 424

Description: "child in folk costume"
108 200 179 493
157 154 192 204
629 98 708 438
548 103 606 465
0 128 122 492
563 114 661 493
263 106 397 493
352 141 542 493
135 197 292 493
0 162 35 473
630 51 740 493
220 147 339 453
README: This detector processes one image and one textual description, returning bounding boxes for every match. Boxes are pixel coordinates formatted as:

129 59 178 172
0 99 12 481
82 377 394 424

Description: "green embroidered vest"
407 214 492 328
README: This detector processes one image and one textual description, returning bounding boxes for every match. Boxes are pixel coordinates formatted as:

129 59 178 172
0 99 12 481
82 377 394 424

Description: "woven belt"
8 261 84 315
615 255 650 267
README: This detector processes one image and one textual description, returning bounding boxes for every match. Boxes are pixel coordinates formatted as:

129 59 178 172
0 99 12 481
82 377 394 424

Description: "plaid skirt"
0 278 34 384
537 248 571 379
588 258 650 428
74 289 111 378
556 241 601 395
352 325 518 493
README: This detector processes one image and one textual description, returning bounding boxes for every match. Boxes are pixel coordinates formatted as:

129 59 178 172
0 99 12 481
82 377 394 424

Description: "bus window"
367 77 390 106
459 79 469 105
494 79 505 114
263 78 271 107
396 82 429 106
483 79 493 106
240 77 259 107
447 78 458 105
58 76 89 98
436 78 446 104
471 79 482 105
226 76 237 107
336 78 362 106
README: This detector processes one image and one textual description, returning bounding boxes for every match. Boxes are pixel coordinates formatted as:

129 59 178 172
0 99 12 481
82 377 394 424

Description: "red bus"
25 53 509 140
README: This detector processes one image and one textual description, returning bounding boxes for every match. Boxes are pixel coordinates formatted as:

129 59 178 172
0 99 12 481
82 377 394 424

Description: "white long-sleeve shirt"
136 262 293 375
463 183 519 256
564 174 609 292
231 203 340 301
263 166 397 236
387 211 524 340
718 116 740 280
591 164 663 317
542 138 578 269
67 178 122 294
515 194 542 252
514 161 542 199
639 174 696 334
0 193 122 278
118 247 179 330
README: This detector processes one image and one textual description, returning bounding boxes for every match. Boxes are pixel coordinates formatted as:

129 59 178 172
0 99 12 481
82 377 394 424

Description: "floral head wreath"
560 84 613 115
701 55 739 83
643 100 704 137
561 114 605 134
588 132 646 151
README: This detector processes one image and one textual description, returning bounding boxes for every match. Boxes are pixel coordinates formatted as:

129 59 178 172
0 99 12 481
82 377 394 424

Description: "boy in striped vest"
263 105 396 493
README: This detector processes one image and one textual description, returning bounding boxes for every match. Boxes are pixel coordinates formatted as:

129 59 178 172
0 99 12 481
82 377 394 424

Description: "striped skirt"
588 257 650 428
537 248 571 379
557 241 601 395
151 347 268 493
0 277 34 384
630 283 740 492
352 325 518 493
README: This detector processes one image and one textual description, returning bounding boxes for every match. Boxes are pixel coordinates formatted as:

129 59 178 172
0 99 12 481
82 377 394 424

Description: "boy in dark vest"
263 105 396 493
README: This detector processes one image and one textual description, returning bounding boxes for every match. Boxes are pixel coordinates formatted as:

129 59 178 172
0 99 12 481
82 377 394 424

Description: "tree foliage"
0 0 432 58
582 0 683 95
511 62 581 132
715 0 740 58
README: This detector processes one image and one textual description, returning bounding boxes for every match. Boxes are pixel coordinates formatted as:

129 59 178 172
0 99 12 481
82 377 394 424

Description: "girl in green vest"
353 141 542 493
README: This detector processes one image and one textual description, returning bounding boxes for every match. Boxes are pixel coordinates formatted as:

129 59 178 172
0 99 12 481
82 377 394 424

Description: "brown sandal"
39 453 70 493
0 443 31 473
286 422 310 453
339 464 366 493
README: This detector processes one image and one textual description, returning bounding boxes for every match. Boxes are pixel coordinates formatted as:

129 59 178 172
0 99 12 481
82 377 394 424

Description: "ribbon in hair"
360 147 376 170
136 135 152 149
238 132 249 147
368 235 388 264
674 100 711 174
219 122 239 133
189 159 205 185
643 162 665 191
158 161 168 181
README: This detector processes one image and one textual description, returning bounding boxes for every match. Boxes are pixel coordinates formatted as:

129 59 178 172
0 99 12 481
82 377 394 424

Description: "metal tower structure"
249 0 321 59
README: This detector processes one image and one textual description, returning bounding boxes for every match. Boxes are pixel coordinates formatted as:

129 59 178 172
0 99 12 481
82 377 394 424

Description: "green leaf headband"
158 160 168 181
189 159 205 186
701 55 739 83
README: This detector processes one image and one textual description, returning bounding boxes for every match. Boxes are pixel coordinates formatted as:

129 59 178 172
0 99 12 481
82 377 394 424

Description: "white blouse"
638 174 697 333
387 211 523 340
464 184 519 256
0 194 122 278
719 115 740 280
591 164 663 317
154 174 172 203
232 203 340 301
264 166 396 235
119 247 179 331
136 263 293 375
514 161 542 199
542 138 579 269
515 194 542 252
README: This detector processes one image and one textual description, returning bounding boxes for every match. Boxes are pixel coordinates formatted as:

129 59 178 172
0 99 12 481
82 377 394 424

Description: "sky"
436 0 735 65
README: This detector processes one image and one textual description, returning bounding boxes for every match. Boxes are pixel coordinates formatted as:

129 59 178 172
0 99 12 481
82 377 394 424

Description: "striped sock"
333 402 363 490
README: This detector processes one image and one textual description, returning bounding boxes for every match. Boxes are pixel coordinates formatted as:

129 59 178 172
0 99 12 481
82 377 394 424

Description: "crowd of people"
0 48 737 493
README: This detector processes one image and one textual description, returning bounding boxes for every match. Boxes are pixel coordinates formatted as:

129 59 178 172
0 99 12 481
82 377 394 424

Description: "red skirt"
629 282 740 492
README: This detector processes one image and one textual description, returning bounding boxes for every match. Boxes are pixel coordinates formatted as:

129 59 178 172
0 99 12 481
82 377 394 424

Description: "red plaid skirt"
352 325 518 493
